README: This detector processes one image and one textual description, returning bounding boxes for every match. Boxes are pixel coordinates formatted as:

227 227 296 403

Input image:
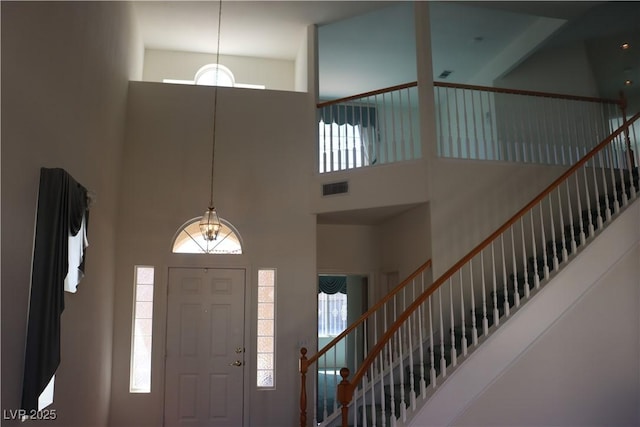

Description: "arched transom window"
172 217 243 254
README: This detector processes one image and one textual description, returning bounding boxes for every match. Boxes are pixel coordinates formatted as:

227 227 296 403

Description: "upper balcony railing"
317 83 420 173
434 82 625 165
317 81 628 173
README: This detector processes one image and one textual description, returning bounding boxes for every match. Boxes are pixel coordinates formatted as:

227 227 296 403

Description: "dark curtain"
318 104 376 128
318 276 347 294
21 168 87 412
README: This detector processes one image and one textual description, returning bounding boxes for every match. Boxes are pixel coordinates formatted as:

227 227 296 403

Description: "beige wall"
428 159 567 278
1 2 142 426
495 42 600 97
108 82 317 427
143 49 295 91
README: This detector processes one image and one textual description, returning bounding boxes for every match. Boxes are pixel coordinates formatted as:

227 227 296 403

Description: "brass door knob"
229 360 242 367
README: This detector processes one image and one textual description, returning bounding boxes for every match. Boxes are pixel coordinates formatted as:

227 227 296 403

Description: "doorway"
316 274 368 420
164 268 246 427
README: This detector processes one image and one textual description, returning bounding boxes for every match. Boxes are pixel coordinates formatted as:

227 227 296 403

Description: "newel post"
299 348 308 427
337 367 354 427
619 90 635 168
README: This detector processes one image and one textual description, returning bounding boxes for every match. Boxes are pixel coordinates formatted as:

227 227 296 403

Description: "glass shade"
199 207 221 241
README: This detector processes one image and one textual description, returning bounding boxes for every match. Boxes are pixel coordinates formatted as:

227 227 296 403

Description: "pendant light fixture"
199 0 224 241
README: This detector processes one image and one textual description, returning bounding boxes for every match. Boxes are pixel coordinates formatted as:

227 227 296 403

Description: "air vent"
438 70 452 79
322 181 349 196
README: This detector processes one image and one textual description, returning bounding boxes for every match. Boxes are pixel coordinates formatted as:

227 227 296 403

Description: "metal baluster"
398 89 406 162
529 210 540 289
472 90 481 159
564 179 577 254
607 141 621 214
617 134 630 206
397 319 406 421
462 89 472 158
510 225 520 308
378 352 387 427
469 261 478 346
625 122 638 199
454 88 463 158
381 92 389 165
418 273 426 396
479 91 490 160
574 172 587 246
564 100 574 165
407 86 415 161
500 235 510 317
491 242 500 327
480 250 489 335
459 269 468 355
439 288 447 376
546 194 558 270
428 295 436 388
368 363 376 427
590 151 604 231
436 87 445 156
520 217 530 299
408 310 416 410
390 90 398 164
548 98 559 165
598 149 612 222
541 201 553 278
490 93 499 161
388 332 397 426
446 87 456 158
449 278 457 367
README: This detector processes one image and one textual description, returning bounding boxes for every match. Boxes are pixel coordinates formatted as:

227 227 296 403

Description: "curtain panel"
21 168 88 412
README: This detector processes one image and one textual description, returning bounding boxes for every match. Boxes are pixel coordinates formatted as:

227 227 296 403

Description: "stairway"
337 166 638 427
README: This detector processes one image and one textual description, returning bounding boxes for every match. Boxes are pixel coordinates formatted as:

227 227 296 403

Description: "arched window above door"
172 217 243 254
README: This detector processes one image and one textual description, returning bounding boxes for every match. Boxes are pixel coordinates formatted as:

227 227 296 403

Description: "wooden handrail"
302 259 432 368
434 81 621 105
348 112 640 395
317 82 418 109
316 81 621 110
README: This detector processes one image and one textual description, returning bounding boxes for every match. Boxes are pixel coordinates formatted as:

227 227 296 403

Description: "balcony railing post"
299 347 308 427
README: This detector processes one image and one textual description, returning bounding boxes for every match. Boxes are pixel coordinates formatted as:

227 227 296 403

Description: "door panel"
165 268 245 427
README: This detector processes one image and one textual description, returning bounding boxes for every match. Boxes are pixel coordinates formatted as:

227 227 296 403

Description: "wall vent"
322 181 349 196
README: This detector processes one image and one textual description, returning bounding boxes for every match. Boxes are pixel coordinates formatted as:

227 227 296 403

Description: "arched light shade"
199 207 221 241
173 217 242 254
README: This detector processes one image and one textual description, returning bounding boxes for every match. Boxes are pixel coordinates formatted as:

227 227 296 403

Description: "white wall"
1 2 143 426
108 82 317 427
143 49 295 91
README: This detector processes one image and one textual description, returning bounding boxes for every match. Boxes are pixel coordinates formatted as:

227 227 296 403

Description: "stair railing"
299 259 432 426
317 82 420 173
333 113 639 427
434 81 623 164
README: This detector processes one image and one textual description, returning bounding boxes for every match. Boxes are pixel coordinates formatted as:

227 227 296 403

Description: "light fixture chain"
208 0 223 208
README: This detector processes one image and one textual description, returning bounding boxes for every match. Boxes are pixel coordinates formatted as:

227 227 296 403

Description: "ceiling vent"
322 181 349 196
438 70 452 79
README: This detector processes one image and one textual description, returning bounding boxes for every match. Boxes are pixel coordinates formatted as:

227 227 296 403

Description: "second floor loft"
133 1 639 109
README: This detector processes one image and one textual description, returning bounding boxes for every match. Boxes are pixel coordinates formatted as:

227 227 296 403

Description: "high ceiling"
132 1 639 100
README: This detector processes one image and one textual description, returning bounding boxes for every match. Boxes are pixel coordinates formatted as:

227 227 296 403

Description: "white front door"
164 268 245 427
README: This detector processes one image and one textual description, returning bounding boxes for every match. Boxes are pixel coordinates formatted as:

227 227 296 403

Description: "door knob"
229 360 242 367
